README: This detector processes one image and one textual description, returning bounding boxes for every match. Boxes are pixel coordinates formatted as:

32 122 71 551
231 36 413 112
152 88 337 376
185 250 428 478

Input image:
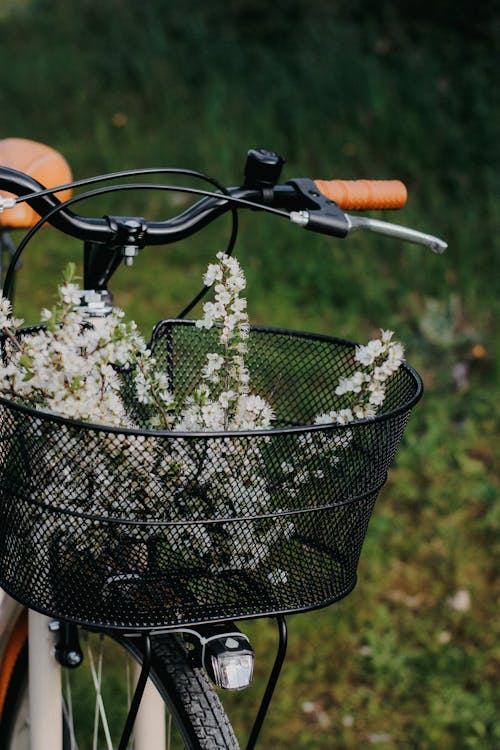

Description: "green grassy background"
1 1 499 747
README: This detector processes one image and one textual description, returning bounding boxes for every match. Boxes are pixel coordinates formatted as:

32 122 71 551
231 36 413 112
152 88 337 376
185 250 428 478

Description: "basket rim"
0 321 423 438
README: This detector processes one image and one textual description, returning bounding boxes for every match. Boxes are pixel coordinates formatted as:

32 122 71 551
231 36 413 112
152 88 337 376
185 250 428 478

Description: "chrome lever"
346 215 447 254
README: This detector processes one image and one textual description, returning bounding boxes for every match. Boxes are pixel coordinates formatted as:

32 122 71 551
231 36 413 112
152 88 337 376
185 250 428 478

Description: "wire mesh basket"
0 321 422 630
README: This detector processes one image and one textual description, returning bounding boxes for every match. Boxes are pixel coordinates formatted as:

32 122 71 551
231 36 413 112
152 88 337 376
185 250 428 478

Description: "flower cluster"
314 329 404 426
0 264 174 428
0 254 274 436
178 252 274 431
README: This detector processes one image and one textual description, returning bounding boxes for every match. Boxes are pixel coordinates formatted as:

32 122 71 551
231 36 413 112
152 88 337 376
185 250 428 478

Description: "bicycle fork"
28 611 166 750
33 614 287 750
28 611 63 750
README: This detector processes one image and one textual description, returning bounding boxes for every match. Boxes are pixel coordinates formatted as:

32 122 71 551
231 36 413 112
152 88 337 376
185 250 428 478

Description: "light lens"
210 651 254 691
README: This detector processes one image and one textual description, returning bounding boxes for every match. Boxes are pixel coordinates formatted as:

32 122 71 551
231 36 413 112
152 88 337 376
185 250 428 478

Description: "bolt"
122 244 139 267
66 650 82 667
123 245 139 257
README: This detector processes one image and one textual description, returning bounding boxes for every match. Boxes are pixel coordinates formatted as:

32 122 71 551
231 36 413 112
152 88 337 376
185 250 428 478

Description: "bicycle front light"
186 624 254 690
204 634 254 691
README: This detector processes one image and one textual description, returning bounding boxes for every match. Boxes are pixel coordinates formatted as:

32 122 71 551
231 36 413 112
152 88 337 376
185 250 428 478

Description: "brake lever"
346 215 447 254
286 178 350 237
286 176 446 253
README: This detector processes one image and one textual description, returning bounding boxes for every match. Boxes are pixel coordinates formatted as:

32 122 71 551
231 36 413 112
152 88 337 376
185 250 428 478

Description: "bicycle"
0 139 446 750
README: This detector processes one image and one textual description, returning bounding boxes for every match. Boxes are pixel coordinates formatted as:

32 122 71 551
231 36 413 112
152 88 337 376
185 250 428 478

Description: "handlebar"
0 148 447 271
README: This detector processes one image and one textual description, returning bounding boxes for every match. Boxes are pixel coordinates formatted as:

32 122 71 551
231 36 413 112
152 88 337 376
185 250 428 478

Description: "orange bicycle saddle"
0 137 72 229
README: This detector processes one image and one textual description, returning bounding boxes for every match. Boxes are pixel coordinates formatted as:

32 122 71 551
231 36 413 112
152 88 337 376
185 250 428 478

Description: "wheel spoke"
63 668 79 750
87 637 114 750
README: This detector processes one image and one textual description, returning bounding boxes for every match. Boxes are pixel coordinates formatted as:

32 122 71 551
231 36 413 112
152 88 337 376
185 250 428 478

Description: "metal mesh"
0 322 422 629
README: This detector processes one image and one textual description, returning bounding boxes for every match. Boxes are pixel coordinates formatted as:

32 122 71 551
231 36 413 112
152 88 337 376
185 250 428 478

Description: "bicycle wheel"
0 626 239 750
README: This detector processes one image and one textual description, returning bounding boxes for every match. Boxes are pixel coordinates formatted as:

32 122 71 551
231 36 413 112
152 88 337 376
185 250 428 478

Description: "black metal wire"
117 631 152 750
5 474 389 527
246 615 288 750
7 166 231 205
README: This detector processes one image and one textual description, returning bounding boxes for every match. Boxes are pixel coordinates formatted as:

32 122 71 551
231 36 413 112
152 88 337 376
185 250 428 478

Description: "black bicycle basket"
0 320 422 630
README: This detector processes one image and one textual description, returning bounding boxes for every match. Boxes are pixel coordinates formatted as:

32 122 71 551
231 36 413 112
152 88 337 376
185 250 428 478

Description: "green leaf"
63 261 77 283
18 353 33 369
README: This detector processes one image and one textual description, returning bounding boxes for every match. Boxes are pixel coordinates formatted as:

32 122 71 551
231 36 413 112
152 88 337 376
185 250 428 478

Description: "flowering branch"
0 264 175 427
314 329 404 426
178 252 273 431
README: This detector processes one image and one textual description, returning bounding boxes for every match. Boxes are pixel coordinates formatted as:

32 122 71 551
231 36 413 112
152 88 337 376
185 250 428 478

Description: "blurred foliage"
0 1 499 747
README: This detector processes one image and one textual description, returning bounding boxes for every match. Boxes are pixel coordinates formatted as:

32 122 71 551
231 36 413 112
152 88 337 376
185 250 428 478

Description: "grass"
0 1 499 747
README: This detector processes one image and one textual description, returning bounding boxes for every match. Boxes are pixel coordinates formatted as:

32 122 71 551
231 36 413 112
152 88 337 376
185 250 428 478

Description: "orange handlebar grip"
314 179 407 211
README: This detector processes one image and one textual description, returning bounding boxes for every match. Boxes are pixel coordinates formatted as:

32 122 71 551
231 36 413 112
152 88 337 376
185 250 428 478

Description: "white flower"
135 370 154 405
196 301 219 329
353 405 365 419
200 401 226 429
218 390 237 409
388 341 404 365
203 262 223 287
355 338 385 366
214 284 232 306
335 371 369 395
59 282 82 306
334 378 351 396
202 353 225 382
0 298 13 327
232 393 274 429
314 413 333 425
334 409 354 425
380 329 394 344
368 384 386 406
231 297 247 314
0 297 23 328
